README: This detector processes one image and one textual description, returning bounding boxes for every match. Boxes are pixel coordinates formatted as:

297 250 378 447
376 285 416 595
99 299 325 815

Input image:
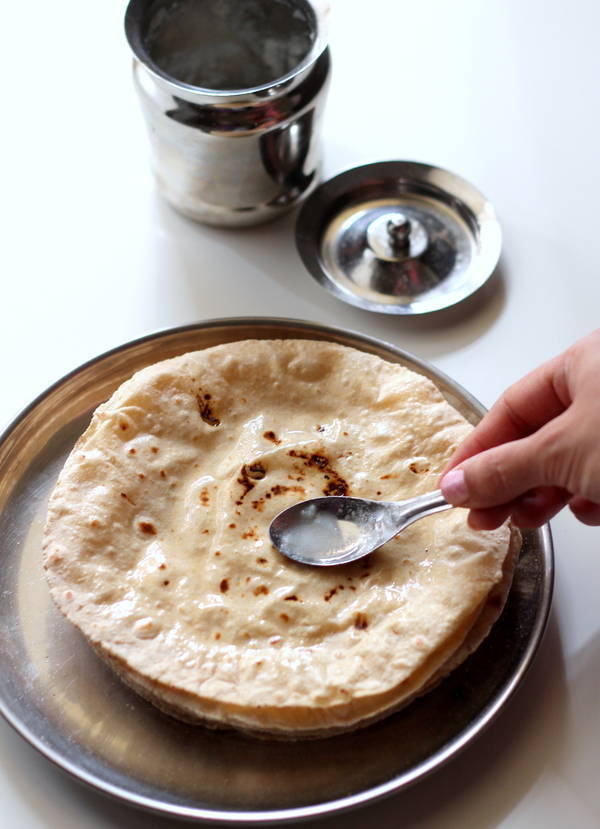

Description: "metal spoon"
269 490 452 566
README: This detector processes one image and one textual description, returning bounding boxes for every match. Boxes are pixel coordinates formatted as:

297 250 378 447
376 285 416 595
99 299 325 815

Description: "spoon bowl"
269 489 453 566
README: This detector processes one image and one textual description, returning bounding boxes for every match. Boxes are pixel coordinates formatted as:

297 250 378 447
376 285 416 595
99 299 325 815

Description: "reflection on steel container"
125 0 331 227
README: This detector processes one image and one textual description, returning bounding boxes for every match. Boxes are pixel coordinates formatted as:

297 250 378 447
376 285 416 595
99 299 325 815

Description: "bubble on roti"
43 339 519 738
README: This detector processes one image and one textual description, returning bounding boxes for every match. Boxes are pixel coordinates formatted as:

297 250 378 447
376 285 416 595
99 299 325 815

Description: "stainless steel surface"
125 0 331 226
269 490 452 566
386 215 413 253
0 318 552 824
295 161 502 313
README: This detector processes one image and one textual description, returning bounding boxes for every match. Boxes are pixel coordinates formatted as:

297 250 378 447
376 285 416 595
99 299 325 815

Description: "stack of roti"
43 340 519 738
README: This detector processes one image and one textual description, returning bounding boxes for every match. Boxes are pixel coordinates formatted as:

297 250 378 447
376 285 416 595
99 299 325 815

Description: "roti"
42 340 519 738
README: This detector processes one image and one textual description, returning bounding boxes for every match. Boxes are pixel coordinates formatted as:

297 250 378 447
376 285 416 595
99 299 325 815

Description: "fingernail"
440 468 469 505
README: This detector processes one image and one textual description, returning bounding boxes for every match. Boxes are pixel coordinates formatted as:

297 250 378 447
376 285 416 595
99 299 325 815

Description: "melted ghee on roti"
43 340 516 737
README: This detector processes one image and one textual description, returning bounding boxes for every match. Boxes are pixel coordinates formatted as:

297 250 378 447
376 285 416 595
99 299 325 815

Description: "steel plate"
0 318 553 823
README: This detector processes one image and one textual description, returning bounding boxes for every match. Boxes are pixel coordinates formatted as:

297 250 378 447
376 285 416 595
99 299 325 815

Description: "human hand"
439 329 600 530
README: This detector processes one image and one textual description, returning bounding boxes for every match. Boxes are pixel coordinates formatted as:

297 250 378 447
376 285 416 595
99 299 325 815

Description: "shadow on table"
146 196 507 363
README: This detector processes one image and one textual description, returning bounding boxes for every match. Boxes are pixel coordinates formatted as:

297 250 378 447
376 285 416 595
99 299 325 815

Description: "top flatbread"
43 340 515 736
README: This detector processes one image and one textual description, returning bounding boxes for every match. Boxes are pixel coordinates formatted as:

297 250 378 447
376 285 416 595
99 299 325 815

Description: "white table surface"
2 0 600 826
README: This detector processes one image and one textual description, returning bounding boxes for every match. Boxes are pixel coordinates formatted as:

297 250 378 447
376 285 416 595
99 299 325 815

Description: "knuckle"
498 390 531 434
488 452 512 497
535 415 600 499
469 447 515 505
532 423 574 488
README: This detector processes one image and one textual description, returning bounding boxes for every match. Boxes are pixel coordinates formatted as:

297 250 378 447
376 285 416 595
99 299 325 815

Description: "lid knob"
387 215 411 251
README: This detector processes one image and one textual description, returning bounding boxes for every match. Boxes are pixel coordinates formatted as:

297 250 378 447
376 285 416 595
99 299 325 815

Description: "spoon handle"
396 489 453 529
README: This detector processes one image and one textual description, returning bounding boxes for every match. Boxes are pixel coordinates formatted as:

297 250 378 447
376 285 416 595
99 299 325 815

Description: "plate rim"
0 316 553 824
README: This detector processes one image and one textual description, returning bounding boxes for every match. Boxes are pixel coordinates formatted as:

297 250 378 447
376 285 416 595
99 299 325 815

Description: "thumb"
440 414 574 509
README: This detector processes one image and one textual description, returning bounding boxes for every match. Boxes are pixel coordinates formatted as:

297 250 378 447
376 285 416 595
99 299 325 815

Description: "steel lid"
295 161 502 315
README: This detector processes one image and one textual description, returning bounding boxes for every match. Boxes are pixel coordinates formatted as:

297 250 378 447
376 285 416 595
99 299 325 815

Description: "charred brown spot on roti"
229 523 236 529
199 488 210 505
162 580 170 586
263 430 281 444
324 587 338 601
323 479 348 496
128 448 136 455
409 461 430 474
256 557 267 564
196 391 220 427
236 465 258 504
247 462 266 480
241 527 258 540
280 613 289 622
139 521 157 535
288 449 349 497
119 422 129 431
354 613 369 630
253 585 269 596
158 563 166 570
151 447 159 454
284 595 299 601
219 578 229 593
159 470 166 479
269 484 306 497
120 492 135 505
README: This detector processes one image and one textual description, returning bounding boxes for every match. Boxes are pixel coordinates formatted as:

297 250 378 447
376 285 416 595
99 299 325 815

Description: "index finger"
445 352 569 470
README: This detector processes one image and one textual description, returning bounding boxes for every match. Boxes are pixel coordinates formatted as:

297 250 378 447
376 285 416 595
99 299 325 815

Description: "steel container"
125 0 331 226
